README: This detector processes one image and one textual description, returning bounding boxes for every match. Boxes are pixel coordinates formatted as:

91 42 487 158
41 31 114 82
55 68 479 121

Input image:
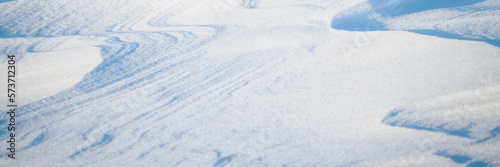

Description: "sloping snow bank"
383 85 500 166
331 0 500 46
0 36 104 106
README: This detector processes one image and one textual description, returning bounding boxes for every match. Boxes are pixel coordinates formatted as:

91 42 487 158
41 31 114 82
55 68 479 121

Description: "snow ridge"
383 85 500 166
331 0 500 47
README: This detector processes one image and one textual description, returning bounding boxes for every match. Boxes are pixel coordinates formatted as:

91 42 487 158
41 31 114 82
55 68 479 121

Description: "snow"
383 85 500 166
0 36 104 105
0 0 499 166
331 0 500 46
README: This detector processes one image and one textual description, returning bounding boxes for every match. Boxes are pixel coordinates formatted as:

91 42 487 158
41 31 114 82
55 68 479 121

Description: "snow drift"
0 0 499 166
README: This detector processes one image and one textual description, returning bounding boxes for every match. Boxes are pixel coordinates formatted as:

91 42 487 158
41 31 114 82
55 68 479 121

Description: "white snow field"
0 0 499 166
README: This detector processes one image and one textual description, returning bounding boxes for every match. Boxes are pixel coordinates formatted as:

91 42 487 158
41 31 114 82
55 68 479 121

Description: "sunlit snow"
0 0 499 166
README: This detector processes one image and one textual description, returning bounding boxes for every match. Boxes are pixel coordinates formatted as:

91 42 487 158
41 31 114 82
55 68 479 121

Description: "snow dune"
332 0 500 165
383 85 500 166
0 0 499 166
331 0 500 47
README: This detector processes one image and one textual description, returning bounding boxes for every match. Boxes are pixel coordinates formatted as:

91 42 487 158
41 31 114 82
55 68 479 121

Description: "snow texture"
0 0 499 166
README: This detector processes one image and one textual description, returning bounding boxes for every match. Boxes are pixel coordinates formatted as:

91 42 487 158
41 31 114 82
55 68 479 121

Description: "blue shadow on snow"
370 0 484 17
331 0 500 47
0 29 22 38
0 0 16 3
382 108 472 138
435 151 491 167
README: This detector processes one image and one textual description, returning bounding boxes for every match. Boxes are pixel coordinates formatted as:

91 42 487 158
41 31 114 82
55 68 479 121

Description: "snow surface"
0 0 499 166
331 0 500 46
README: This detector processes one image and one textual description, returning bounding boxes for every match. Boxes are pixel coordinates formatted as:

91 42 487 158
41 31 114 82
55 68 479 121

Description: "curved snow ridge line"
1 22 222 157
0 0 188 36
6 35 140 123
0 29 185 115
82 27 220 101
383 85 500 139
13 21 223 121
136 0 198 31
57 39 285 165
383 85 500 166
330 0 500 47
0 36 105 108
56 53 281 165
108 0 198 33
14 28 217 129
1 20 285 165
74 26 222 95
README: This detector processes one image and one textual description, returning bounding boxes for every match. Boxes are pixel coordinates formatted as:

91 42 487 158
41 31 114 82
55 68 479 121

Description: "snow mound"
383 85 500 166
0 36 104 106
331 0 500 47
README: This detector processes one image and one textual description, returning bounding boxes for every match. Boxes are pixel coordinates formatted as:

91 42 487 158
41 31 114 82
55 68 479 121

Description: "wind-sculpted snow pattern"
383 86 500 166
0 0 499 166
331 0 500 47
